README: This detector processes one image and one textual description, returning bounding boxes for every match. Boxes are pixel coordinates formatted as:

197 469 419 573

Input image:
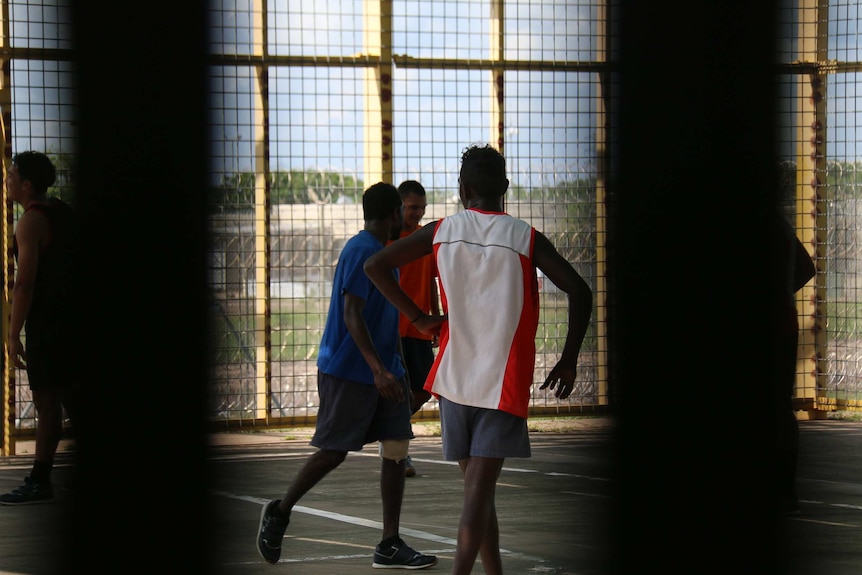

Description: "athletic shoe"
0 477 53 505
404 456 416 478
257 499 289 563
372 537 437 569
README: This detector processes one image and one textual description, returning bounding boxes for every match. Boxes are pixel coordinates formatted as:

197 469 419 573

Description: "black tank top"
13 197 80 333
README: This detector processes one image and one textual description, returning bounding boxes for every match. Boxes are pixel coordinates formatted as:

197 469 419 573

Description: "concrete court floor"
0 418 860 574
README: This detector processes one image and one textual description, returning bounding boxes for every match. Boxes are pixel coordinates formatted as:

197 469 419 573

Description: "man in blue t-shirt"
256 182 437 571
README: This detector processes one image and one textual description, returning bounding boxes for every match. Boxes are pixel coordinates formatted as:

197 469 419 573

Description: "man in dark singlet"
2 151 81 505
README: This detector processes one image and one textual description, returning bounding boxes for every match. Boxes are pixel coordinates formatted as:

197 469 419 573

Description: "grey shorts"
311 371 414 452
439 396 531 460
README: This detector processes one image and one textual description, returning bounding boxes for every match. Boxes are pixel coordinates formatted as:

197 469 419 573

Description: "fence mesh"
2 1 861 436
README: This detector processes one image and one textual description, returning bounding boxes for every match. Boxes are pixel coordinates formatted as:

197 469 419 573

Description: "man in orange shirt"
394 180 439 477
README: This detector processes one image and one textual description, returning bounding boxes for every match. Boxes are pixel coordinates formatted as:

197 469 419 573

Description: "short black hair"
397 179 426 199
362 182 401 221
12 151 56 195
459 144 506 199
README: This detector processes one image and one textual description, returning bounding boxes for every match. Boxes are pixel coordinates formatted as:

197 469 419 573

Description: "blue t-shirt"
317 230 405 385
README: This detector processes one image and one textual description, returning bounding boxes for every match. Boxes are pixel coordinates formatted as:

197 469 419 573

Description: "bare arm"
9 211 46 368
343 292 405 403
533 231 593 399
364 221 446 336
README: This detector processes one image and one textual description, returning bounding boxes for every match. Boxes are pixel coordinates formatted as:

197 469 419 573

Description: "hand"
373 368 405 403
540 362 577 400
413 313 447 337
8 337 26 369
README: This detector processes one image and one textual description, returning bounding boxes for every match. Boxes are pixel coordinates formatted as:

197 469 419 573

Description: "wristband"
410 312 423 323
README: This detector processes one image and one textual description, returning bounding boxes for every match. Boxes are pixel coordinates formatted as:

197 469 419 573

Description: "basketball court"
0 419 860 574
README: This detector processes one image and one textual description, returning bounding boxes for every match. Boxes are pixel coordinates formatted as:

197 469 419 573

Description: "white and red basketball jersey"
424 208 539 418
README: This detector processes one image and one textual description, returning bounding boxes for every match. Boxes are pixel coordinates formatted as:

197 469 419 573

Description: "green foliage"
826 160 862 201
210 172 256 210
210 169 365 211
46 152 76 205
211 298 329 363
825 300 862 339
272 170 364 204
537 293 598 353
550 177 596 264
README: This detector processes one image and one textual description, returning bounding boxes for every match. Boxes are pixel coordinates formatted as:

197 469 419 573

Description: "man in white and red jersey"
365 144 593 575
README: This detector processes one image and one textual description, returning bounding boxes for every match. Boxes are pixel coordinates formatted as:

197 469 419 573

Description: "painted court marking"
216 491 461 547
214 490 566 567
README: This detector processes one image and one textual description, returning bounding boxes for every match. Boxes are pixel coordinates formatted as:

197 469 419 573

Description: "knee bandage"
380 438 410 461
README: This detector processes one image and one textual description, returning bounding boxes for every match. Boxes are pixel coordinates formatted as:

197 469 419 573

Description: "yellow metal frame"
0 0 13 455
793 0 831 418
206 0 614 428
362 0 394 184
2 1 850 435
251 1 272 421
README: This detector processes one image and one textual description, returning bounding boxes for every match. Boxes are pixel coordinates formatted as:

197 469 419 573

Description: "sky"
5 0 862 193
208 0 598 193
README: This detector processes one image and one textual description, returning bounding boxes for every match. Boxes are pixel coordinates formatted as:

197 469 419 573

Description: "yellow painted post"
363 0 392 185
1 104 11 456
793 0 828 417
252 2 272 421
490 0 504 153
0 0 13 455
594 0 609 405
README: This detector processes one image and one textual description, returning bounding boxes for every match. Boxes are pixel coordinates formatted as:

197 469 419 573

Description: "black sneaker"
372 537 438 570
257 499 289 564
0 477 53 505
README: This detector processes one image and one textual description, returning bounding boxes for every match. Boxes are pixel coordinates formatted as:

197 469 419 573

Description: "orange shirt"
394 228 438 340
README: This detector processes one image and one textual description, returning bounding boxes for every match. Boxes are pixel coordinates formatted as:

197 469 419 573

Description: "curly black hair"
459 144 506 199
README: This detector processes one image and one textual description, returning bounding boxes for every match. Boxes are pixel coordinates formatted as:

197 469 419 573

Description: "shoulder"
341 233 378 263
16 207 50 235
346 231 379 250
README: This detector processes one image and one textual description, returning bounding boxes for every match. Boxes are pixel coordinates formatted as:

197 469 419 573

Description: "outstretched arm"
533 231 593 400
364 221 446 336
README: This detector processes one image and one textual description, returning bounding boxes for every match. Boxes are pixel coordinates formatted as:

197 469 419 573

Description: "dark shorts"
401 337 434 393
439 396 531 461
312 371 414 452
24 324 79 393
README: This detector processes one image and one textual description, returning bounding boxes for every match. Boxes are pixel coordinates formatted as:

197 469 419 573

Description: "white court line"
350 451 613 482
209 451 318 462
790 517 858 528
212 447 612 482
215 491 567 565
216 491 594 566
803 477 862 488
215 491 461 548
222 548 455 567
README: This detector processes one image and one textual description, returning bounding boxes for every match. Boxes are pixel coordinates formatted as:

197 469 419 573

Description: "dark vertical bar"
610 2 787 573
67 2 212 572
